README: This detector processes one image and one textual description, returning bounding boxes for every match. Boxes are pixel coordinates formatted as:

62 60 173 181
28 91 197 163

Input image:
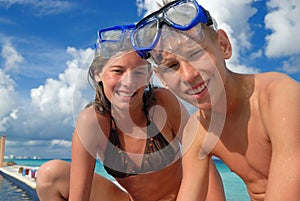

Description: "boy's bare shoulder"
255 72 299 98
255 72 300 120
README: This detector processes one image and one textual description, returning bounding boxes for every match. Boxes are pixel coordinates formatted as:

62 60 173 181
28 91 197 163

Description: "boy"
131 0 300 200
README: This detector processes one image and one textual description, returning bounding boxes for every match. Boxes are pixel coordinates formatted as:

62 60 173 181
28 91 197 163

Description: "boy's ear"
217 29 232 59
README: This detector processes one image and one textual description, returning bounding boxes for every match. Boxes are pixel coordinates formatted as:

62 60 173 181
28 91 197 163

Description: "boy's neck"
224 71 254 114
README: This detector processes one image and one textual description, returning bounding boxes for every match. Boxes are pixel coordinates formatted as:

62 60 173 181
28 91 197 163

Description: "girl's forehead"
100 51 148 72
110 51 146 64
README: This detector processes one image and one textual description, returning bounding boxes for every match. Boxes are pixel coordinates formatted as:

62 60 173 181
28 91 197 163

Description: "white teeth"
118 91 133 97
187 81 208 95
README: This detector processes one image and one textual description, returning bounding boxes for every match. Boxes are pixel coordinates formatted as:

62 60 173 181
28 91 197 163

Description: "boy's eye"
167 63 179 69
189 49 205 61
158 62 179 74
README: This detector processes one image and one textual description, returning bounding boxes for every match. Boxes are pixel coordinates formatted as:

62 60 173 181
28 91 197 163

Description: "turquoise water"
3 159 250 201
0 173 35 201
214 160 250 201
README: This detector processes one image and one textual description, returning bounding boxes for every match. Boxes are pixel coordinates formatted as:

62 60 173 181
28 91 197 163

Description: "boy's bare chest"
213 113 272 188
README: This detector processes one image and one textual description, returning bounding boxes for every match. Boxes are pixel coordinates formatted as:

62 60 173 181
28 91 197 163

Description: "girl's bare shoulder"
76 105 110 132
153 87 180 106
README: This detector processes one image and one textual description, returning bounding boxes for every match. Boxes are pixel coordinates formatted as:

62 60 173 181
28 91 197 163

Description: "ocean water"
2 159 250 201
0 174 35 201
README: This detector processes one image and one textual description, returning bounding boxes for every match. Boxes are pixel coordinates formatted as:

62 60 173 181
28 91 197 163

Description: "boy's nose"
179 61 199 83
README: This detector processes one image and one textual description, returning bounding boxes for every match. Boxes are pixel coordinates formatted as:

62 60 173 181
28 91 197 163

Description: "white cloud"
28 47 94 133
282 56 300 74
265 0 300 57
30 47 94 120
136 0 165 16
1 41 24 72
0 17 14 25
50 139 72 147
251 50 263 60
0 0 75 16
9 139 68 147
0 70 18 132
5 139 72 158
1 47 95 158
227 63 260 74
0 37 19 132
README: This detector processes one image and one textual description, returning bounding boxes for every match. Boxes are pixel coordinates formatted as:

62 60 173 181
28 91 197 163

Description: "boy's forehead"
152 39 206 64
157 24 206 46
153 26 207 60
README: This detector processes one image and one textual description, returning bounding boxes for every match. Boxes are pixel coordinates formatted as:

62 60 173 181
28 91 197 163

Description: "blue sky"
0 0 299 159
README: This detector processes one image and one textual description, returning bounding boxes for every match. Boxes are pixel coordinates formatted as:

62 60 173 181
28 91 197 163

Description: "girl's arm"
69 107 105 201
69 130 96 201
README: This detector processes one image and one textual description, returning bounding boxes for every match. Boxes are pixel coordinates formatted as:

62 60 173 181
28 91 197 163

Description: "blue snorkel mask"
130 0 216 59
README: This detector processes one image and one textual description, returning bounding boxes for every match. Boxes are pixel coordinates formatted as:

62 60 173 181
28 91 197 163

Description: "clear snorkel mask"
94 24 135 59
90 24 145 84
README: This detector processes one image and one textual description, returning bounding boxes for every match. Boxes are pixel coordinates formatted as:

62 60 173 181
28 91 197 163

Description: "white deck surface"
0 165 37 189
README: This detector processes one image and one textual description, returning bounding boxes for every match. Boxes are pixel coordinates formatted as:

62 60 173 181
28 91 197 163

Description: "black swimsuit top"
103 115 180 178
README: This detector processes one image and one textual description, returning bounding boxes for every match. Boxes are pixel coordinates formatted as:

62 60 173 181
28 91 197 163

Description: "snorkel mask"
130 0 217 59
95 24 135 59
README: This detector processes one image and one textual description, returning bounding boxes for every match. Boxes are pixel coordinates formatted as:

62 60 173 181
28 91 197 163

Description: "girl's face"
99 51 151 111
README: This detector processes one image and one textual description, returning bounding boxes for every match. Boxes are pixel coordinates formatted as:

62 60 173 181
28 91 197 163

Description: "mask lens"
165 2 197 26
132 20 158 49
100 29 123 42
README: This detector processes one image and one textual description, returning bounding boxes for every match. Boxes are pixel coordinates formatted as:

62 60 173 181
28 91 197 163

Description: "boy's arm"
177 133 210 201
206 159 226 201
177 113 225 201
264 78 300 201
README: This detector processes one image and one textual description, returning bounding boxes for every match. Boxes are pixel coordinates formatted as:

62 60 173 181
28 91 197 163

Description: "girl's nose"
121 72 134 86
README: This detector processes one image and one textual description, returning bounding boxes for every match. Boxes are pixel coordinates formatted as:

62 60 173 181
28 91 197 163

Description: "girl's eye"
132 66 148 76
111 69 123 74
133 69 148 77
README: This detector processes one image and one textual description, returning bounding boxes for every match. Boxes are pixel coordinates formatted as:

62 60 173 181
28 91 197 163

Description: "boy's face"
153 28 229 110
